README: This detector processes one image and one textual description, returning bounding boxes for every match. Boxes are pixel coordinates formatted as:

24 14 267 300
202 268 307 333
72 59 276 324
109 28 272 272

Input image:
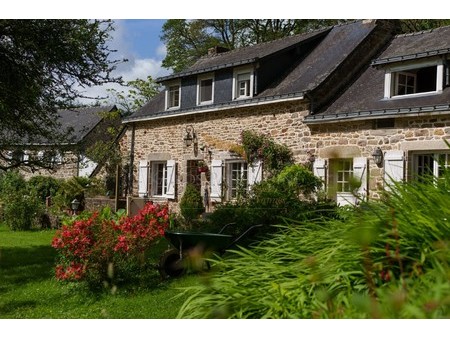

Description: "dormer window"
197 73 214 105
165 81 180 109
384 60 444 99
233 66 254 100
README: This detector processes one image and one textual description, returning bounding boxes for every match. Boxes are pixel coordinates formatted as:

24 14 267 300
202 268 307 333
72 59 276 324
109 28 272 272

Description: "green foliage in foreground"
0 224 196 318
178 175 450 318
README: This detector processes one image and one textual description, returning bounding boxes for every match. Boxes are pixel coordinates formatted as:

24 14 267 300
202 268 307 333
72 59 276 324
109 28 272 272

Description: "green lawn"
0 223 198 319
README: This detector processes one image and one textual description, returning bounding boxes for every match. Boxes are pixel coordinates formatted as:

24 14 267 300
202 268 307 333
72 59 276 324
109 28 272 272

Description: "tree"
0 19 124 171
105 75 160 116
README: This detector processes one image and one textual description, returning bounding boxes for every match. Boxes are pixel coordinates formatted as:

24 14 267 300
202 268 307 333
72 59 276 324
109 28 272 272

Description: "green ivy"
240 130 293 176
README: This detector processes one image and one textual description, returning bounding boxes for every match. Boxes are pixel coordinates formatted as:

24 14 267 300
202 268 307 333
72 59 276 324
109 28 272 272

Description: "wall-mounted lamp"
183 125 197 147
71 198 80 215
372 147 383 166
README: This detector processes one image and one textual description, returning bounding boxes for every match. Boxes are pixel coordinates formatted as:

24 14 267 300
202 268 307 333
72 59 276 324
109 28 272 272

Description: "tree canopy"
161 19 450 73
0 19 124 170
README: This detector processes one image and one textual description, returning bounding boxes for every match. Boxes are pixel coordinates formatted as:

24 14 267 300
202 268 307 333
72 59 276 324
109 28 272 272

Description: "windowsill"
166 106 180 110
233 96 253 101
384 90 441 100
197 101 213 106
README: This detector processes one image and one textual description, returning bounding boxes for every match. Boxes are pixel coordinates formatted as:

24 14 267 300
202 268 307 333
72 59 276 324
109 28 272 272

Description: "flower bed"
52 202 170 286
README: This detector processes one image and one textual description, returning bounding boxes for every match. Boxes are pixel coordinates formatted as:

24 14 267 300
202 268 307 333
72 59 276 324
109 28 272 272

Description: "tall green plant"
179 171 450 318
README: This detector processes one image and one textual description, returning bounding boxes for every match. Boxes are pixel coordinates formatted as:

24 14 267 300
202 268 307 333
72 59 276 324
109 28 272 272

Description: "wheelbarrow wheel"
158 248 185 279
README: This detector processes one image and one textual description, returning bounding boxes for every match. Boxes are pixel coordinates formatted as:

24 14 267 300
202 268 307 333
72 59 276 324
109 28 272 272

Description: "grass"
0 223 198 319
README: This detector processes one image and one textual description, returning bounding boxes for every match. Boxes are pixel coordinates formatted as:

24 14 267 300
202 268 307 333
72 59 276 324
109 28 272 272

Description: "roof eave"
371 48 450 66
123 92 306 124
304 104 450 124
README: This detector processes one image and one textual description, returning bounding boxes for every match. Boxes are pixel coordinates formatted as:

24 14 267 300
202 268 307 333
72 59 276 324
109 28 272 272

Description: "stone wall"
307 113 450 199
124 100 311 209
124 101 450 208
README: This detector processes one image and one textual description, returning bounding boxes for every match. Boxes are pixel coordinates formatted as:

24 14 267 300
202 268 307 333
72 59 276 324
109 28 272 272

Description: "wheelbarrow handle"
218 222 236 234
225 224 263 251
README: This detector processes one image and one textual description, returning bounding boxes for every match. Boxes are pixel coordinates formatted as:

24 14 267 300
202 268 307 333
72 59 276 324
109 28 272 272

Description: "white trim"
210 159 223 202
138 160 149 198
384 59 444 99
165 159 176 199
232 66 254 100
165 80 181 110
197 72 214 106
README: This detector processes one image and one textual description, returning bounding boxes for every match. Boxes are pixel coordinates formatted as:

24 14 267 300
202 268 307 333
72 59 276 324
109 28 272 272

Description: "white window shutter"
353 157 368 203
210 159 223 202
138 160 149 197
384 150 404 189
165 160 176 199
248 160 262 187
313 158 327 190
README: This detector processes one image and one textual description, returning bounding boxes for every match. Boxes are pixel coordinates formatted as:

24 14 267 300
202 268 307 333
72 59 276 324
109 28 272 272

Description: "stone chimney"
207 46 230 56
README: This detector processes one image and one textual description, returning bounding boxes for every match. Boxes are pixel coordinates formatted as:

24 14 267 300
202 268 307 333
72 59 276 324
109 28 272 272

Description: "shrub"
27 176 61 203
179 183 204 227
52 202 170 288
178 172 450 318
0 171 44 230
207 164 335 234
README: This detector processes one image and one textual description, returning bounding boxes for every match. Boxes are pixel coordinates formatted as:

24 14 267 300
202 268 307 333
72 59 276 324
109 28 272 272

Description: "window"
227 161 248 199
197 74 214 105
165 82 180 109
209 159 262 202
413 152 450 182
385 62 444 98
233 67 254 100
138 160 175 199
314 157 367 206
329 159 353 193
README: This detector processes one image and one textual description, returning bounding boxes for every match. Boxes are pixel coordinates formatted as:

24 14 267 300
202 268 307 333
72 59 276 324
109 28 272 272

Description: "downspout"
305 91 314 114
128 123 136 196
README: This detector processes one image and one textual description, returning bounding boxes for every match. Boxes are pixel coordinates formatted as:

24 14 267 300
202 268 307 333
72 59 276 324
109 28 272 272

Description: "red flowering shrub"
52 202 170 287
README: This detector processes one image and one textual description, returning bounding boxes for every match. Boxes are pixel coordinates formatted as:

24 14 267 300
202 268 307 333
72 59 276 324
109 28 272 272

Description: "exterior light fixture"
71 198 80 215
372 147 383 166
183 125 197 147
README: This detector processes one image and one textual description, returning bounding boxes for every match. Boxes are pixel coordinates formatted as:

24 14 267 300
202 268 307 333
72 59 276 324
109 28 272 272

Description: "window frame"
151 161 168 197
232 66 254 100
165 81 181 110
197 73 214 105
384 59 444 99
225 160 249 200
412 151 450 181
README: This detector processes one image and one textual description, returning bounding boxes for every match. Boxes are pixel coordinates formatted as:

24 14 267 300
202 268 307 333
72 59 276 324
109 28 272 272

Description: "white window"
314 157 367 206
384 61 444 98
413 152 450 182
210 159 262 202
165 82 180 109
197 74 214 105
138 159 175 199
233 67 254 100
227 161 248 200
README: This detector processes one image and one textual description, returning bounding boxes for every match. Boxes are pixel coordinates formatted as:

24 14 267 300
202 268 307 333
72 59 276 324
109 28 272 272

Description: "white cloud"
77 21 170 106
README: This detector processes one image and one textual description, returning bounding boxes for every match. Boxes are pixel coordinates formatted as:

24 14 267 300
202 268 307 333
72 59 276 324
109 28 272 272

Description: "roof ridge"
394 24 450 38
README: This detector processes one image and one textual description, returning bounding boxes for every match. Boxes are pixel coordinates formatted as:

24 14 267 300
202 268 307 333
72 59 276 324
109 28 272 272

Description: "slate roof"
305 26 450 123
156 27 331 83
125 20 386 123
372 25 450 66
33 105 117 145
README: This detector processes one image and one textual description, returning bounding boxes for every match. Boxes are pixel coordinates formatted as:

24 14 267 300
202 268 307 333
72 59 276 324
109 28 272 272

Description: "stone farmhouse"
121 19 450 211
2 105 122 180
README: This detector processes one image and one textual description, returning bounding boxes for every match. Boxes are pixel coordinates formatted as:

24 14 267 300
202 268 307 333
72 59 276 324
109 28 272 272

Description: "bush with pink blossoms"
52 202 170 288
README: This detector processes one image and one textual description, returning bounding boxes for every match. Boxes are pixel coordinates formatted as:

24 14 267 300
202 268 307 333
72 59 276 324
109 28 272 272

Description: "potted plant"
197 160 209 173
